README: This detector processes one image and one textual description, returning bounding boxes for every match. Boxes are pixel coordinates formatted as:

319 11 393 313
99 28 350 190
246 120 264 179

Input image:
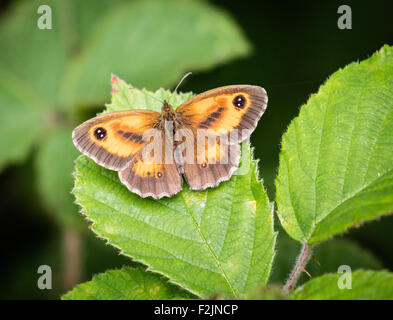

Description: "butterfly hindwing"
175 126 241 191
119 130 183 199
183 143 241 191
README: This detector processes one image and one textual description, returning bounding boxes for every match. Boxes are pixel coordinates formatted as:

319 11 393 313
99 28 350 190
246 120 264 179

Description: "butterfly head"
161 100 176 121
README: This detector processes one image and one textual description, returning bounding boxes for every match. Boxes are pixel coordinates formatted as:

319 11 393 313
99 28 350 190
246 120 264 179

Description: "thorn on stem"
311 255 321 267
302 268 312 278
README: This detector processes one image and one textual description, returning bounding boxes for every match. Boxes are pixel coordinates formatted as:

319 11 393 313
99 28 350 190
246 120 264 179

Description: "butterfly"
72 84 267 199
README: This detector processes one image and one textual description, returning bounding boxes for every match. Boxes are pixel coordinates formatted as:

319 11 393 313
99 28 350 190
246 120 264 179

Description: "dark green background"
1 0 392 299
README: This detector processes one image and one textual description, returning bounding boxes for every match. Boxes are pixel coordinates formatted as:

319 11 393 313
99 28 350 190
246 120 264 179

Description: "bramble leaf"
241 284 291 300
62 267 194 300
276 45 393 244
71 77 276 298
292 270 393 300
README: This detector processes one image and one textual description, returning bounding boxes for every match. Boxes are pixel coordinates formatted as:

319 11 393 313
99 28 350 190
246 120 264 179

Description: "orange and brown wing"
175 85 267 190
119 130 183 199
118 154 182 199
183 142 241 191
72 110 160 170
176 85 267 141
174 126 241 191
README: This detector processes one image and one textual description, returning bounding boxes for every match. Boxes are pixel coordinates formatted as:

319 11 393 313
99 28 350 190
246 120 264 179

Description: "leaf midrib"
312 84 332 238
180 188 237 297
309 87 393 239
307 69 391 240
311 167 393 236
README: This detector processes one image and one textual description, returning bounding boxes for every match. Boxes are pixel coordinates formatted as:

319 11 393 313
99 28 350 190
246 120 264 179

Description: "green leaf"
0 0 126 110
241 284 291 300
35 127 83 228
0 0 67 108
62 267 194 300
68 0 128 44
0 70 47 170
276 45 393 244
106 74 194 113
292 270 393 300
72 77 276 298
62 0 251 107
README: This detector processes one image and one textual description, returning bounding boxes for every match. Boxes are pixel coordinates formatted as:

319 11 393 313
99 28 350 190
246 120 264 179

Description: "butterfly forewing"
176 85 267 141
72 110 160 171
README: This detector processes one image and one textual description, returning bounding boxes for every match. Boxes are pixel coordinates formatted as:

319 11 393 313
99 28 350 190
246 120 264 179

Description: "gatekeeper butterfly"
72 76 267 199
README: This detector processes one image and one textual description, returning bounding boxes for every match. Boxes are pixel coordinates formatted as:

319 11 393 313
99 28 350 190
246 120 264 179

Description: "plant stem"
62 229 82 292
283 242 312 294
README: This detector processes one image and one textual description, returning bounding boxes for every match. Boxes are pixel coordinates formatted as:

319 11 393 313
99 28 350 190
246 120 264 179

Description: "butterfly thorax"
157 100 183 131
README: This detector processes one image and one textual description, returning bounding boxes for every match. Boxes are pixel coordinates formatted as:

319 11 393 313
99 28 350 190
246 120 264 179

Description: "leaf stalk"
283 242 312 294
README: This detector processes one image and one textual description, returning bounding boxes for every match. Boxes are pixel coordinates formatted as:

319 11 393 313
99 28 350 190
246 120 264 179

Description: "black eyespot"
233 95 246 109
94 127 107 140
157 172 162 178
201 162 207 168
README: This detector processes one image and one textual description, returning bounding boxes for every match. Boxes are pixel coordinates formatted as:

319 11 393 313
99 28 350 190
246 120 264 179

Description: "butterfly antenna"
129 87 163 104
170 72 192 103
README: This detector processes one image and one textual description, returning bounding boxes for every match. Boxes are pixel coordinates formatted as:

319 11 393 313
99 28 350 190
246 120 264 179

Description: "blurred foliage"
35 127 82 228
0 0 392 299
